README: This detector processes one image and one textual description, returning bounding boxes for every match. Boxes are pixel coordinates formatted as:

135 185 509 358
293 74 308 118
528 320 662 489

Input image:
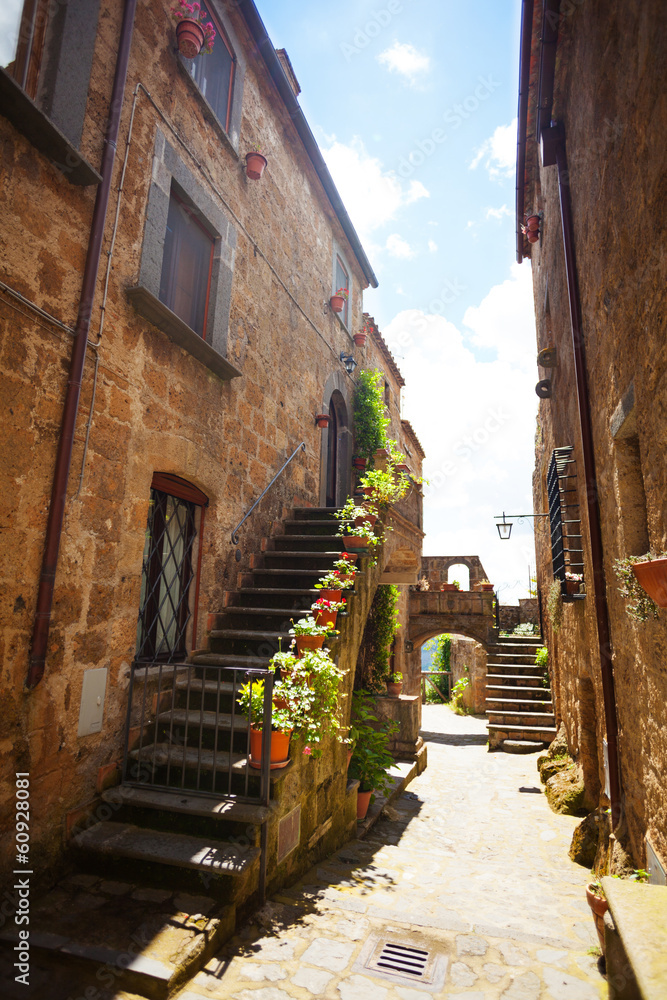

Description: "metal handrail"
231 442 306 545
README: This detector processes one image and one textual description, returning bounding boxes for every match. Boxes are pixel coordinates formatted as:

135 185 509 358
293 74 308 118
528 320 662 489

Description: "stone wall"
523 1 667 868
449 636 487 714
0 0 422 890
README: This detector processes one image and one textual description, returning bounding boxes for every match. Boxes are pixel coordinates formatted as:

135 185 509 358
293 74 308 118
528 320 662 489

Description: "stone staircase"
1 507 357 998
485 635 557 751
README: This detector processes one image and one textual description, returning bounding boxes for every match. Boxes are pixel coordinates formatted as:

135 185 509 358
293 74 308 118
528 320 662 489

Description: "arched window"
135 474 208 663
448 563 470 590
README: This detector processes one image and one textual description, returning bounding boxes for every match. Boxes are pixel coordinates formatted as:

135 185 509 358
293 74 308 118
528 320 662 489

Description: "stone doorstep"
356 753 424 838
0 883 235 1000
602 877 667 999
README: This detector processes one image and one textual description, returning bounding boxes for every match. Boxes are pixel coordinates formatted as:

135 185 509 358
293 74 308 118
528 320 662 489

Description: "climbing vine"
353 368 390 467
356 584 401 691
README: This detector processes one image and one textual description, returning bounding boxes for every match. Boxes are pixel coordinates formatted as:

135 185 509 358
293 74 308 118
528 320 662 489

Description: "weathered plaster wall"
527 1 667 867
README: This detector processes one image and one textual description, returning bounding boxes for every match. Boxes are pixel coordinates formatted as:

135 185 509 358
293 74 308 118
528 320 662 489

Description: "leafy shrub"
353 369 389 466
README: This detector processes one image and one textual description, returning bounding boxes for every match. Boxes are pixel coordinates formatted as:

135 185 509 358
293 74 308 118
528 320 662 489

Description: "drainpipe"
515 0 534 263
27 0 138 690
542 122 622 828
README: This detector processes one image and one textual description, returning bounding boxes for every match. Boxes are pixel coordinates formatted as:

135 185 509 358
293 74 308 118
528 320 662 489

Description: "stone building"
517 0 667 874
0 0 423 926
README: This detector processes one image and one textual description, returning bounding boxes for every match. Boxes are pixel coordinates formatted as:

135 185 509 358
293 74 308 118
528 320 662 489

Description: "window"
136 474 208 663
0 0 102 184
547 446 584 597
335 254 350 327
182 18 235 133
159 191 214 339
127 131 241 381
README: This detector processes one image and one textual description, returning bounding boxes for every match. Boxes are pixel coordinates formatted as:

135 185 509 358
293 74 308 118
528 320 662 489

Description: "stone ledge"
602 876 667 999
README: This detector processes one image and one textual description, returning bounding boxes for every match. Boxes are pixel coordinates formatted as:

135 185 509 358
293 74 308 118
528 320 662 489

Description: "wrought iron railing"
121 662 274 806
231 442 306 545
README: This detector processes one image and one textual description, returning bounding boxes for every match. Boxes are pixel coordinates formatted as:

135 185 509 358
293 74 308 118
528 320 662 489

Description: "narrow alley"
171 705 604 1000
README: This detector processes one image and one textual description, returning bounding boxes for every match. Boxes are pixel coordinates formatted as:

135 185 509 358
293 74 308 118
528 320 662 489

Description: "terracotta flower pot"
565 580 581 595
527 230 539 244
481 583 494 592
315 609 337 629
330 294 345 313
295 634 325 657
245 151 267 180
357 788 372 820
176 18 205 58
441 583 456 591
585 884 608 955
386 681 402 697
354 512 377 529
315 413 331 429
344 536 371 554
346 748 353 770
318 588 342 602
340 552 358 565
249 728 291 769
632 557 667 608
526 215 540 231
352 457 367 470
353 332 367 346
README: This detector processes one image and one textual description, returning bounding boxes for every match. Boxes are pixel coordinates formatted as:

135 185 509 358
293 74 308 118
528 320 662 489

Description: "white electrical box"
77 668 107 737
602 739 611 799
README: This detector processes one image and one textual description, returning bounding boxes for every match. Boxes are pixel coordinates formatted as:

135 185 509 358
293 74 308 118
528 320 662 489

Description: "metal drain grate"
373 942 430 978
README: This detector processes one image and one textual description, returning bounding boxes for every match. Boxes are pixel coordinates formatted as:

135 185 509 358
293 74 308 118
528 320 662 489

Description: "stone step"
272 534 343 544
73 821 260 901
285 519 342 529
291 507 343 518
129 742 248 774
102 786 271 826
155 708 249 731
487 710 556 728
189 653 272 668
487 722 557 740
486 662 543 672
486 685 551 698
209 629 290 642
251 567 338 577
486 673 545 687
0 874 235 999
486 698 553 712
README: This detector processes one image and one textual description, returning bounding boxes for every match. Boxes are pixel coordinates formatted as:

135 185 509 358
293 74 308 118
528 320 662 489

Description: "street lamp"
339 352 357 375
494 511 549 540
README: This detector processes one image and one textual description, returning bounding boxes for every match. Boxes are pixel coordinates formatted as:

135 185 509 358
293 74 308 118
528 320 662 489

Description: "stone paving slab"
174 706 606 1000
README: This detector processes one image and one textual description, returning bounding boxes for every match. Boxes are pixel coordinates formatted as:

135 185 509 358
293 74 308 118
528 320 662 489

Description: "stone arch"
420 555 492 590
319 372 353 506
409 621 491 651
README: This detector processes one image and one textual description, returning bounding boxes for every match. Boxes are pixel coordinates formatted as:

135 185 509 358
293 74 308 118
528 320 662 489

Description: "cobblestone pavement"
176 706 606 1000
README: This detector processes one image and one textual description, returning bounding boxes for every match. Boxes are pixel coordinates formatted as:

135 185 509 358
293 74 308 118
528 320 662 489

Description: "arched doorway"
321 385 351 507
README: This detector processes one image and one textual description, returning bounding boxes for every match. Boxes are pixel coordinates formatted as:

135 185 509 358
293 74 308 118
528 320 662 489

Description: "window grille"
136 488 198 662
547 445 584 598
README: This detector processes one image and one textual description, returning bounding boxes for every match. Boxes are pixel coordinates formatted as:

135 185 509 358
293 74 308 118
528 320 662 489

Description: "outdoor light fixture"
495 511 549 540
340 351 357 375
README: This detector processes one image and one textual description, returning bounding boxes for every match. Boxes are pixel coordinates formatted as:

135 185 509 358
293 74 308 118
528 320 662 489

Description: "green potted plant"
614 552 666 619
294 648 345 758
311 596 346 629
171 3 216 58
386 671 403 697
237 677 296 769
314 565 355 600
330 286 349 313
336 498 383 556
348 692 399 820
289 615 335 656
352 369 389 468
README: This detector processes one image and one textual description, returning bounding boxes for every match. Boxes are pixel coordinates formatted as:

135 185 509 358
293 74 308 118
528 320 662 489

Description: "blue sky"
259 0 539 602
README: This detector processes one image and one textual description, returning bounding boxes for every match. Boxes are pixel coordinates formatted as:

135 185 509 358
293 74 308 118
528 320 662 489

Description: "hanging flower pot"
175 17 206 58
330 294 345 313
249 728 291 769
632 557 667 608
353 332 367 347
295 634 326 657
357 788 373 820
526 215 540 232
315 413 331 429
245 151 267 180
527 230 539 244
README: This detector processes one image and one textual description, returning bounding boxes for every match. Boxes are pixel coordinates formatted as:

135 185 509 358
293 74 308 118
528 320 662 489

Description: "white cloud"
485 204 512 220
470 118 517 180
377 42 431 84
321 136 429 244
427 240 438 252
382 264 538 602
386 234 415 259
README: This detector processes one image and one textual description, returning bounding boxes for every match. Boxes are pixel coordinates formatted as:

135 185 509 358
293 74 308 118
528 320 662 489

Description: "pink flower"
303 746 313 756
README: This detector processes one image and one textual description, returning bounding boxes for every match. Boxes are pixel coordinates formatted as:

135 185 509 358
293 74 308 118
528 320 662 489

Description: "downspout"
27 0 138 690
515 0 534 263
544 123 622 828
